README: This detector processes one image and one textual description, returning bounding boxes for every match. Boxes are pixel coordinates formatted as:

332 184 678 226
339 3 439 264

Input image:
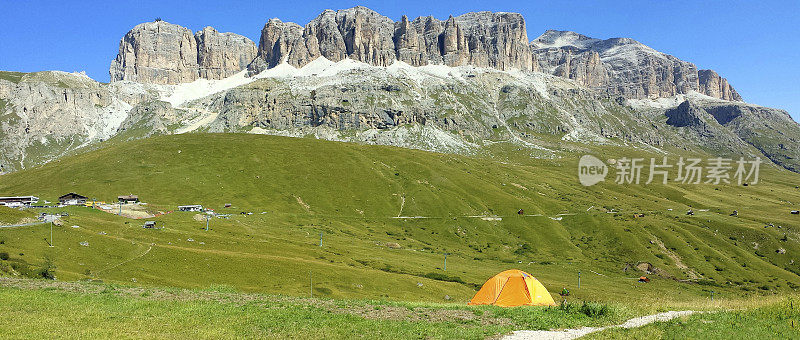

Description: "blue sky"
1 0 798 119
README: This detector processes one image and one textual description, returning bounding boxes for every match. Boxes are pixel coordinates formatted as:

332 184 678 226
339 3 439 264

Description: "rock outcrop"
248 7 535 74
195 27 258 80
665 101 705 128
531 30 741 101
110 8 742 103
698 69 742 101
701 102 800 171
110 21 256 84
110 21 199 84
0 71 140 171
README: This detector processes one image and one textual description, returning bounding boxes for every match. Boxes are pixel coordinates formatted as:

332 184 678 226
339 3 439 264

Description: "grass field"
1 278 798 339
1 133 799 336
0 278 634 339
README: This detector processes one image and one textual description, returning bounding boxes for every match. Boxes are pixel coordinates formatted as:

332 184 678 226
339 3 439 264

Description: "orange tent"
468 269 556 307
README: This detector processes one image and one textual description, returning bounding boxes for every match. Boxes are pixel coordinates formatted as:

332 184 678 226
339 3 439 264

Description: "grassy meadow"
0 278 639 339
0 133 799 337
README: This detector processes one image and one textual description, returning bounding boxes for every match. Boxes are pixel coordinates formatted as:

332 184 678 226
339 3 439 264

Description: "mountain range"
0 6 797 173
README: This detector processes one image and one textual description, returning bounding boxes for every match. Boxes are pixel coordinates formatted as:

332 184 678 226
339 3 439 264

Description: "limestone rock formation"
248 7 536 74
665 100 706 128
3 7 796 176
454 11 534 71
110 21 256 84
110 21 199 84
249 19 305 71
0 71 144 170
532 30 741 101
699 69 742 101
195 27 257 80
110 8 742 103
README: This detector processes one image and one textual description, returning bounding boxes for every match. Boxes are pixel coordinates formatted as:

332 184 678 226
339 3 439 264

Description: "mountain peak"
110 20 256 84
109 7 742 103
531 30 600 49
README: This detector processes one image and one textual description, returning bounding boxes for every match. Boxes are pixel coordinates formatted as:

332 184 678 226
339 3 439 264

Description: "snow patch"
158 57 561 109
627 91 728 110
248 126 268 134
300 57 373 77
163 70 254 107
533 32 600 50
253 63 298 79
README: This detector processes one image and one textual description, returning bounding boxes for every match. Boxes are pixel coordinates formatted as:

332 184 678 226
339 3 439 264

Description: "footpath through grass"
587 298 800 339
0 278 633 339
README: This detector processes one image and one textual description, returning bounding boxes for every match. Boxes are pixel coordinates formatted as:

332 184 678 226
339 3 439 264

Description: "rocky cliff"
196 27 258 80
0 71 139 171
110 21 256 84
531 30 742 101
109 8 741 103
248 7 534 74
2 61 797 175
6 6 796 174
698 69 741 102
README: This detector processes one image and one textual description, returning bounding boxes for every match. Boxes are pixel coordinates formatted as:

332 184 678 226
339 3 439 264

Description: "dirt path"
0 221 46 228
650 236 700 279
504 310 698 340
397 193 405 217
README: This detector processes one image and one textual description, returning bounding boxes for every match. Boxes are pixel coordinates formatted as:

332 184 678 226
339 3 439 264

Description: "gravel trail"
504 310 699 340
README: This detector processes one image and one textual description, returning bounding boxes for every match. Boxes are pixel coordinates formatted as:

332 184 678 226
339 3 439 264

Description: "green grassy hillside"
1 133 799 305
0 278 640 339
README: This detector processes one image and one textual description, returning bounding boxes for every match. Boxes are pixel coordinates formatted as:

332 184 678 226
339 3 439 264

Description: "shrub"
558 300 577 313
558 301 611 318
314 287 332 295
579 301 609 317
514 243 532 255
36 259 56 280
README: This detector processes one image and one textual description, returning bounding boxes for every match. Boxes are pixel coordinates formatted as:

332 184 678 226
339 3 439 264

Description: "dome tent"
468 269 556 307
